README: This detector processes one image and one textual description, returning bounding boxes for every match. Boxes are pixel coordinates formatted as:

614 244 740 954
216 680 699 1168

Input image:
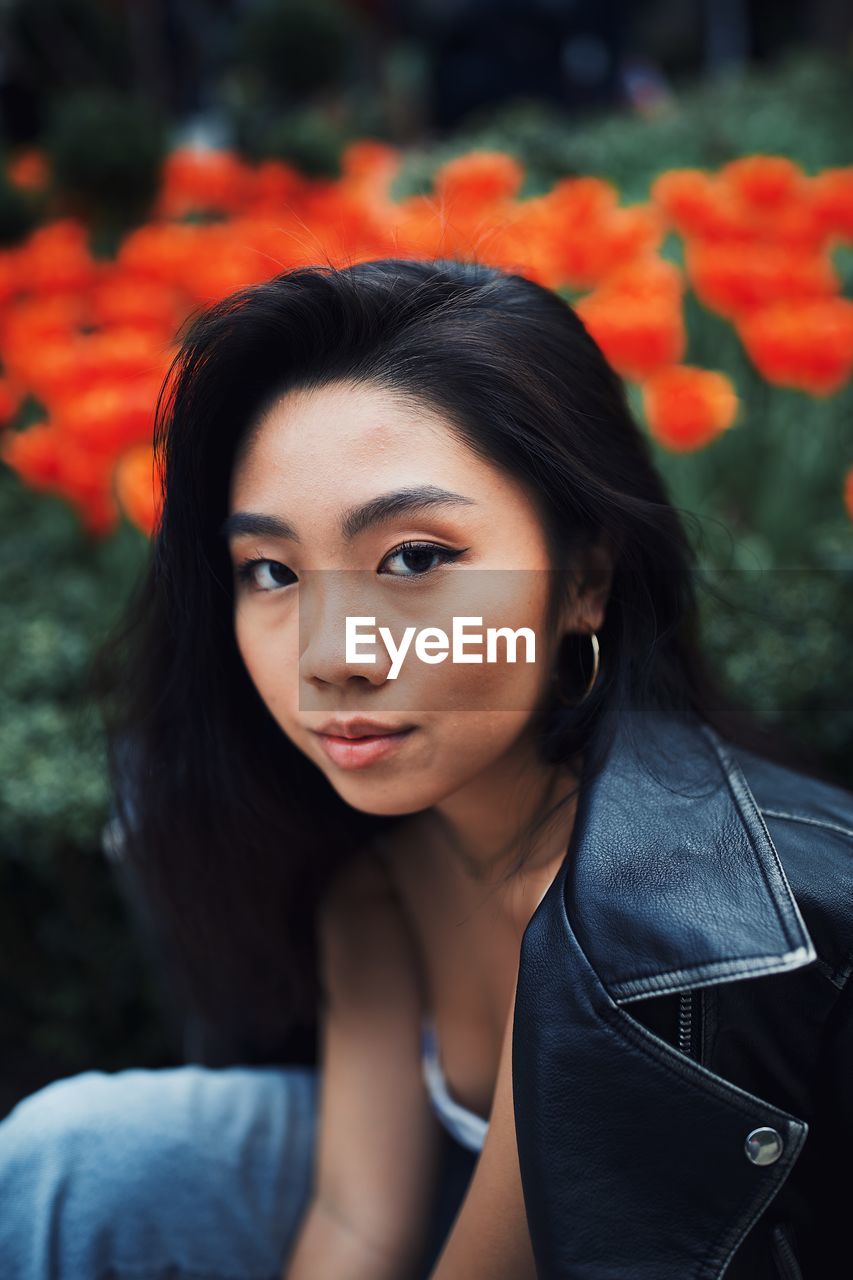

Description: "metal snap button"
745 1127 784 1166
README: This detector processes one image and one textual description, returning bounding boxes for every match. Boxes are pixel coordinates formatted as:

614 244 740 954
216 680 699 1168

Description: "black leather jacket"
512 704 853 1279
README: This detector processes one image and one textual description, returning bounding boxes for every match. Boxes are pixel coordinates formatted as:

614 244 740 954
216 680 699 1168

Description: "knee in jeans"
0 1069 196 1214
1 1070 113 1150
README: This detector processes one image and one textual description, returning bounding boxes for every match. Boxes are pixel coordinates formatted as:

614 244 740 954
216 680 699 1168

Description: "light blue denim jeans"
0 1063 477 1280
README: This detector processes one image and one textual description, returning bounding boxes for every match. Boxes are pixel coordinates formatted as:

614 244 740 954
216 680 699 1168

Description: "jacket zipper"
770 1223 804 1280
677 990 694 1058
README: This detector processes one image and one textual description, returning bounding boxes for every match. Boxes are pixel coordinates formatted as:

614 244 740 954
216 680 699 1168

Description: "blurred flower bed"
2 138 852 536
0 51 851 1097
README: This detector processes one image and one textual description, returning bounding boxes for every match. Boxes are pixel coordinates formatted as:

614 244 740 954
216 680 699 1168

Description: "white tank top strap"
421 1014 489 1153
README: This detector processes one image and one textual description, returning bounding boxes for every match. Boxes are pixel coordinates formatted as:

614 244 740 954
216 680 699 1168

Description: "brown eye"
379 542 467 579
235 558 296 592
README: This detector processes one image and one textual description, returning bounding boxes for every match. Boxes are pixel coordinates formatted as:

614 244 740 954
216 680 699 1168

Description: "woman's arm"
284 847 444 1280
427 965 538 1280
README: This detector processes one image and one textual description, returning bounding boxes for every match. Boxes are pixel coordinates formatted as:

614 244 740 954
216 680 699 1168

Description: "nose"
298 570 393 707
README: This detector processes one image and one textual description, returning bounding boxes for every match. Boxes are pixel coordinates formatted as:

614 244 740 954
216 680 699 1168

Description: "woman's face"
226 379 587 817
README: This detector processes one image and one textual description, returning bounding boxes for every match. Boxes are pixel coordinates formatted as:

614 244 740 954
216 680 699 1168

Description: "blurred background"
0 0 851 1120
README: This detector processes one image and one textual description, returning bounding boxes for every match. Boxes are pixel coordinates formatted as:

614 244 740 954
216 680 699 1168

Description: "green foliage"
696 565 853 782
44 89 168 233
1 842 175 1119
225 0 376 173
238 0 359 103
390 51 853 204
638 294 853 568
0 168 42 246
0 0 133 100
0 469 146 861
0 466 172 1106
235 105 351 177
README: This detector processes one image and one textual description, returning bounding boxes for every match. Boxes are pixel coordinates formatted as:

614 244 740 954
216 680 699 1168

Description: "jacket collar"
555 702 816 1004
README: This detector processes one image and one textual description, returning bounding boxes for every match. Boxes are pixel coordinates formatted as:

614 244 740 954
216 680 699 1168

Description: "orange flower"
180 224 279 303
114 443 164 536
56 378 162 454
651 168 756 243
736 298 853 396
54 440 119 536
592 256 683 303
4 143 853 533
156 147 253 218
0 293 87 356
16 219 97 295
652 162 827 251
10 335 93 406
718 156 807 214
387 193 457 258
433 151 525 209
685 242 837 319
4 430 120 536
340 140 400 195
0 376 23 426
116 223 203 288
542 177 664 288
88 272 182 339
245 159 306 217
641 365 738 451
811 167 853 242
7 147 49 191
459 208 567 292
576 260 685 380
0 419 60 489
0 420 119 534
549 175 619 220
81 328 173 386
0 249 21 308
845 466 853 523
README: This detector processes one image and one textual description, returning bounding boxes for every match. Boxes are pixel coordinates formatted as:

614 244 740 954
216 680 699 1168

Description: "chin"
329 775 440 818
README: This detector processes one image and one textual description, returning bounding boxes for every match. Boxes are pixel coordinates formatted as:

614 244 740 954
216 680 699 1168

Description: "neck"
418 734 582 897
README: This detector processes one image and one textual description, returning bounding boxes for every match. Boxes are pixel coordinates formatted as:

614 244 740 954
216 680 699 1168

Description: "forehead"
231 380 479 494
225 379 554 562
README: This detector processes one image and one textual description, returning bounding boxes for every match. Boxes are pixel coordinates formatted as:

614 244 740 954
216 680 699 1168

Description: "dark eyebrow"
219 485 478 545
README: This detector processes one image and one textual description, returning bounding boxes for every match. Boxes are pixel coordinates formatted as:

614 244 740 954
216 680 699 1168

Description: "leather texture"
512 704 853 1279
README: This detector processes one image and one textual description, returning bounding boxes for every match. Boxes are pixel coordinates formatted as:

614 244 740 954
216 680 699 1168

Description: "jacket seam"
702 726 808 949
611 951 814 1001
812 955 851 989
614 951 847 1000
760 809 853 843
833 949 853 988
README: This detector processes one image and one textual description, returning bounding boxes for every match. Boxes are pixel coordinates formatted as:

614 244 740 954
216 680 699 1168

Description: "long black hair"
87 256 823 1052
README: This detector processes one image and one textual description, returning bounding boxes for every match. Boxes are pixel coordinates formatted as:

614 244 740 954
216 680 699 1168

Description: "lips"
314 725 417 771
314 718 415 739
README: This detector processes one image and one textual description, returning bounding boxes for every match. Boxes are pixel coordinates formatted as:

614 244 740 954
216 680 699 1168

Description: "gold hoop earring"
551 631 600 707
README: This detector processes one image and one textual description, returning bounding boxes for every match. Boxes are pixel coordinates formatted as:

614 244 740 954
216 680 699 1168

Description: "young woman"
0 257 850 1280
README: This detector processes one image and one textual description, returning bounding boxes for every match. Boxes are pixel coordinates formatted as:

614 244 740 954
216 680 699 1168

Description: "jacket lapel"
562 702 816 1001
513 705 817 1279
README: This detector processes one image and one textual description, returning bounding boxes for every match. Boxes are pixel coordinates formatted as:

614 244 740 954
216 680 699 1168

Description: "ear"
556 537 615 636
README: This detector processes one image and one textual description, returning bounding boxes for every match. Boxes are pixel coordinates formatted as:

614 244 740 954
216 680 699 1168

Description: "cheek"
234 613 296 719
424 708 538 789
399 586 552 715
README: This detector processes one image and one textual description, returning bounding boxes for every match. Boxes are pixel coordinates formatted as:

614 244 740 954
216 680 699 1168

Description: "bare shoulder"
317 831 428 1013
